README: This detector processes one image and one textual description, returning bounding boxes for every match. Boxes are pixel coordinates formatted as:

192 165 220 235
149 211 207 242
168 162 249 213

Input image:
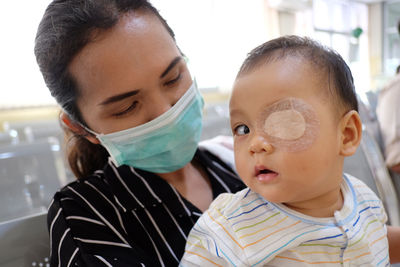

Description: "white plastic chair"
3 119 62 143
344 127 400 226
0 137 68 222
0 212 49 267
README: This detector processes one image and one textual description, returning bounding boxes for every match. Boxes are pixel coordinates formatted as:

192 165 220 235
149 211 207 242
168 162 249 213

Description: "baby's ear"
339 110 362 157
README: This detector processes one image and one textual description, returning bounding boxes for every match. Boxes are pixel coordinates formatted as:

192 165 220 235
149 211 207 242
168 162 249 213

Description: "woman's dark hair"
397 19 400 35
35 0 175 179
237 35 358 113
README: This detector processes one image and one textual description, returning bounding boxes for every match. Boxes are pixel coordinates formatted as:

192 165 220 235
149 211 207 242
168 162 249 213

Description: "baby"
180 36 389 266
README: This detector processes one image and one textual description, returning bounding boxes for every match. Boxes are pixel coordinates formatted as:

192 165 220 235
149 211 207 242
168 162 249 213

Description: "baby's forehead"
256 97 317 119
239 51 326 75
232 57 335 109
237 55 329 85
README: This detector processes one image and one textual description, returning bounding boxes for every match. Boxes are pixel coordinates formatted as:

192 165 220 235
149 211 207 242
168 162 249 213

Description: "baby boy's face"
229 56 344 207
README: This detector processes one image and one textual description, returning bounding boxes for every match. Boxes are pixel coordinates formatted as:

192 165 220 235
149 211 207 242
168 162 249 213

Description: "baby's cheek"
236 166 250 185
234 152 251 181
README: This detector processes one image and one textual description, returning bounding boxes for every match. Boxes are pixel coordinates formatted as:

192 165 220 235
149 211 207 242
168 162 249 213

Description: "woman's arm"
387 225 400 263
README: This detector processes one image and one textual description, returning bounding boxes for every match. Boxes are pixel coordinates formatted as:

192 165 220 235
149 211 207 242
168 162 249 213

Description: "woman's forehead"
68 11 179 98
71 11 176 66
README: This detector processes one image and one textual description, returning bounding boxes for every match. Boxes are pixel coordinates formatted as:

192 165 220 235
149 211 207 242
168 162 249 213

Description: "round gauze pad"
264 109 306 140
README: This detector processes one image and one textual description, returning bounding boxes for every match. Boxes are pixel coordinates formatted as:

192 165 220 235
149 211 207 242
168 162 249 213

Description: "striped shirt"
181 174 389 266
47 148 246 267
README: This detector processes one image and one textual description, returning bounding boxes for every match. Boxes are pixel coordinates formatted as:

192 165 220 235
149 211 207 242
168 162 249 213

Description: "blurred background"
1 0 400 265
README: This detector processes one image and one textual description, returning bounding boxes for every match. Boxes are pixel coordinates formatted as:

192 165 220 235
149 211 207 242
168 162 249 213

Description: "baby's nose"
249 134 274 154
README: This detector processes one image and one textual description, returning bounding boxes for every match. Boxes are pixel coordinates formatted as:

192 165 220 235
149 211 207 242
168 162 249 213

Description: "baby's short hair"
237 35 358 112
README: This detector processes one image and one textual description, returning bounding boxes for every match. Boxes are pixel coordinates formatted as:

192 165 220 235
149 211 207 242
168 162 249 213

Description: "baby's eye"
233 124 250 136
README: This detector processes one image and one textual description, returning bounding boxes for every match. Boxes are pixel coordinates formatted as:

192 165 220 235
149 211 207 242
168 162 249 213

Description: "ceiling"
352 0 384 3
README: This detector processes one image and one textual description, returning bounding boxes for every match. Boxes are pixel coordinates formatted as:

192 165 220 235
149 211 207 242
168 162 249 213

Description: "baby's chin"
250 186 289 204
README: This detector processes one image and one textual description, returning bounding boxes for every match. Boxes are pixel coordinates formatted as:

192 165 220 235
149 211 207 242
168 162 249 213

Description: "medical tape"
255 97 320 152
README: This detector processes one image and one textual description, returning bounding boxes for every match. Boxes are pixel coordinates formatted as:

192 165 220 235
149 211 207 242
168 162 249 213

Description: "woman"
35 0 245 266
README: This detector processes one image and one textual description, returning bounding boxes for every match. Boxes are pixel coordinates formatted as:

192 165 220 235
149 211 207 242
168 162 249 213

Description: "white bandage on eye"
264 109 306 140
256 97 319 152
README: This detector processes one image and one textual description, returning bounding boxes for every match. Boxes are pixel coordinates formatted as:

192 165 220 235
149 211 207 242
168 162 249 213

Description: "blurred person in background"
377 20 400 174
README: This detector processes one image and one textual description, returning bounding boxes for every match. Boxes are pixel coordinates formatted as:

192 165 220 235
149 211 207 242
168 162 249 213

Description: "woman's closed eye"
233 124 250 136
112 100 138 117
164 72 181 86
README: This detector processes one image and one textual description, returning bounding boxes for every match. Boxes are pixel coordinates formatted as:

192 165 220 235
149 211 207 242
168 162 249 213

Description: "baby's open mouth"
259 169 274 174
255 165 278 182
255 165 276 175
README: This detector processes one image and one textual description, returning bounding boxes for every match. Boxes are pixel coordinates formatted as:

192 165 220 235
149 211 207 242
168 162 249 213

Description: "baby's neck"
284 187 344 218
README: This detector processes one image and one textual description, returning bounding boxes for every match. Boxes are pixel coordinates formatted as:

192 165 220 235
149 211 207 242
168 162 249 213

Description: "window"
312 0 370 93
383 0 400 75
151 0 273 92
0 1 54 109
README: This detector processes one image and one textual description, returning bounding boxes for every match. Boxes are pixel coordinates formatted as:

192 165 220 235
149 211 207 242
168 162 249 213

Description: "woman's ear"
60 112 100 144
339 110 362 157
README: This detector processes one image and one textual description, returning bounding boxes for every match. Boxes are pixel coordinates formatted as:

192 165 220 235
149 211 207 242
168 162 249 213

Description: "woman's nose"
249 134 274 154
147 92 174 121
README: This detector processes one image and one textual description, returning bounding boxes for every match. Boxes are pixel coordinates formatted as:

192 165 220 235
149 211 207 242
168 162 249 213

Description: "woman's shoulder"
47 170 153 266
53 171 111 205
47 169 118 229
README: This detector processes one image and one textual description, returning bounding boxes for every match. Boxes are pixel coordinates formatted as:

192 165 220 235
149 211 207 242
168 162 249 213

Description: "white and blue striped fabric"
181 174 389 266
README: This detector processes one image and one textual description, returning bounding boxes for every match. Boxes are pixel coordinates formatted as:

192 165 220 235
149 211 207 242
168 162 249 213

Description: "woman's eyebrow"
98 56 182 106
98 90 140 106
160 56 182 78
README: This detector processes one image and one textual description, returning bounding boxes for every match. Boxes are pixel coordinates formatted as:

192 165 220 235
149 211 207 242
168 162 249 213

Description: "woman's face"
69 11 192 135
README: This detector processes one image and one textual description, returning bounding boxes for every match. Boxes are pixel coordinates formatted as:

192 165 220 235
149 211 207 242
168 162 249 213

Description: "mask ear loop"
59 112 70 128
59 112 97 138
78 123 99 137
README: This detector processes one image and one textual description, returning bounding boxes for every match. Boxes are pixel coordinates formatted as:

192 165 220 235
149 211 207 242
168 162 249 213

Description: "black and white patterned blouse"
48 148 246 266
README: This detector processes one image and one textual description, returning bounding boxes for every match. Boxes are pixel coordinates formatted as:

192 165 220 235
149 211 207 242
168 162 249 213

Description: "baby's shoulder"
207 188 268 220
344 173 380 200
343 173 387 222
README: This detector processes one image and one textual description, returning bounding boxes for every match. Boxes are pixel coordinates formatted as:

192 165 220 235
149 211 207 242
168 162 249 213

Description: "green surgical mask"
85 81 204 173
